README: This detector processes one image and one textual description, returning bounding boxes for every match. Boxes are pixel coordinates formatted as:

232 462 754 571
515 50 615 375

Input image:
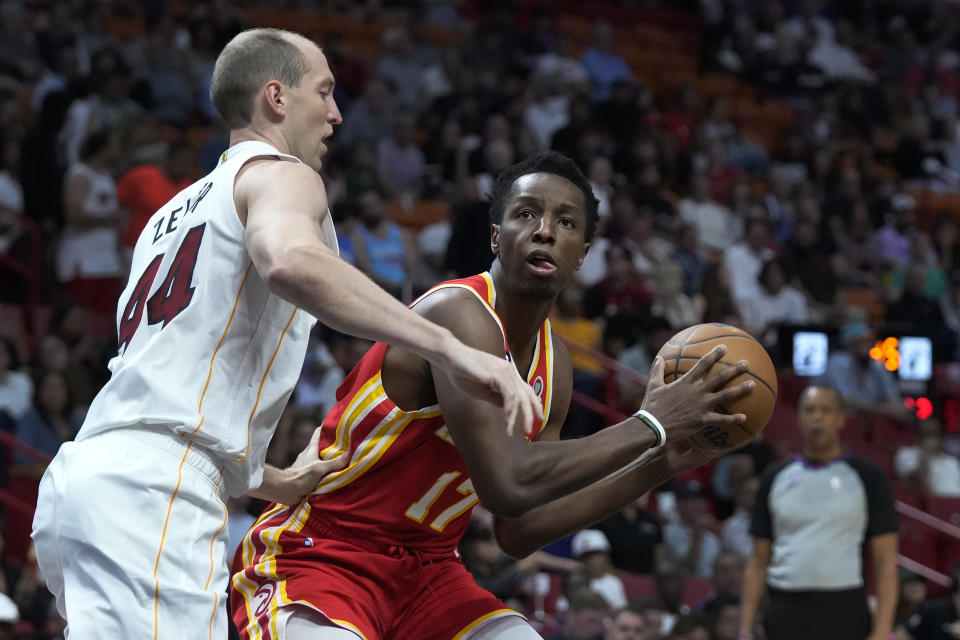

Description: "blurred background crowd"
1 0 960 638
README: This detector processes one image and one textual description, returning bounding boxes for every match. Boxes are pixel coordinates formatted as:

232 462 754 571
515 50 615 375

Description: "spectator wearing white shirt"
0 591 18 640
0 135 24 269
678 173 743 256
739 258 810 349
375 27 424 109
895 420 960 498
533 35 590 90
0 338 31 421
571 529 628 609
722 476 759 560
807 19 875 84
588 155 614 220
724 217 774 305
664 481 722 578
523 77 569 151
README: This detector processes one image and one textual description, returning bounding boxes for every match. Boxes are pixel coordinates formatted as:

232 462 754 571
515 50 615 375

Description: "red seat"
542 573 565 615
871 417 913 448
620 573 658 601
775 371 809 406
682 577 713 606
926 496 960 572
2 471 39 566
765 404 801 455
892 482 925 510
845 414 870 446
898 519 941 570
854 444 895 477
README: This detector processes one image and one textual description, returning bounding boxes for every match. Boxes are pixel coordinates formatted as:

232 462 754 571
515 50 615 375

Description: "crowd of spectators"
1 0 960 637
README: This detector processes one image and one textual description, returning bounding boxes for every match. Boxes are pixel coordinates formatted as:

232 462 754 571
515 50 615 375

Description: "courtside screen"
793 331 829 377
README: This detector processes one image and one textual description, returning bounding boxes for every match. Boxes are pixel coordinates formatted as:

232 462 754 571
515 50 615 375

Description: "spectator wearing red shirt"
116 139 196 254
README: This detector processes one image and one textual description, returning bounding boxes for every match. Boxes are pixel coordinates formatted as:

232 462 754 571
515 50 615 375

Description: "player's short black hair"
488 151 599 242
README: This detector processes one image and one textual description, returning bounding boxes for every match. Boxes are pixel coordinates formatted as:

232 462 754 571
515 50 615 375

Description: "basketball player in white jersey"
31 28 544 639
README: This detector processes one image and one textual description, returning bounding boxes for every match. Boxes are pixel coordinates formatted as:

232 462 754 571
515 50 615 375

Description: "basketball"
655 323 778 452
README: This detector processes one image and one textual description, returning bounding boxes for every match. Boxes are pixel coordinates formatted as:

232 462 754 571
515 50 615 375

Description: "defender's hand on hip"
277 428 349 505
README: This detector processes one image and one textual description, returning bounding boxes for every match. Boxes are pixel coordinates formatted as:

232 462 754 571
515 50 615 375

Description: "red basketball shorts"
231 503 521 640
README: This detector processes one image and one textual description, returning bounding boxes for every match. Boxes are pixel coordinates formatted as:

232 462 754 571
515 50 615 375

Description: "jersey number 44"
117 223 206 354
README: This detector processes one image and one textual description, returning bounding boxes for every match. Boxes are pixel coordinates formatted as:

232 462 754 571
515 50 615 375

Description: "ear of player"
641 323 778 453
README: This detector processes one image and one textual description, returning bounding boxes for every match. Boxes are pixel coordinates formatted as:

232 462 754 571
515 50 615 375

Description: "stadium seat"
892 483 925 510
870 417 913 449
764 404 801 456
2 472 38 566
683 577 713 606
926 496 960 571
775 372 809 407
855 444 895 477
620 572 658 601
898 519 941 570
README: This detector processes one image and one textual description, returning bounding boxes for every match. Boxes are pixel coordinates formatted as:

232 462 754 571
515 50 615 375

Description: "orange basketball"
655 323 778 452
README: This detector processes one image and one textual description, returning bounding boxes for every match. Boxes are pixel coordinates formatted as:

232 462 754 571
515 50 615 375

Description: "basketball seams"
672 325 698 384
659 356 777 399
659 324 777 451
678 333 767 346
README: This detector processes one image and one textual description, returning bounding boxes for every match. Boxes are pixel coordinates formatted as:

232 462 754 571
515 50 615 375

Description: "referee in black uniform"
738 385 900 640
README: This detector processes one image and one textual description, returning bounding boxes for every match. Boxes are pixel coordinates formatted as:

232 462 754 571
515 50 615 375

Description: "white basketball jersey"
79 141 337 495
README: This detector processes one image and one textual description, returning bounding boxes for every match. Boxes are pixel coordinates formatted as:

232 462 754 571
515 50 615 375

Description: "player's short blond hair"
210 28 312 129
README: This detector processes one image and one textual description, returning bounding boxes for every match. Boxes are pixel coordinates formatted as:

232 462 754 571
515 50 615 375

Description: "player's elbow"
493 518 543 560
257 246 311 297
493 522 536 559
260 258 298 293
477 484 531 521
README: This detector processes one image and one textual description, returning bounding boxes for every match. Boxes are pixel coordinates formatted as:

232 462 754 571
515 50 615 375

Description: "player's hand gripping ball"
655 323 777 452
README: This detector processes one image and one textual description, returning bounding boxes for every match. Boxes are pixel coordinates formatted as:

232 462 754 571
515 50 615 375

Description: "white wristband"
634 409 667 448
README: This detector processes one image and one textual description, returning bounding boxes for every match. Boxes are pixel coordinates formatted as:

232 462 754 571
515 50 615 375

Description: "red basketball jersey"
305 272 554 555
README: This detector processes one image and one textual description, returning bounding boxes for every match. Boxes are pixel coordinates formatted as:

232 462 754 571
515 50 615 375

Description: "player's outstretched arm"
237 160 542 436
419 290 753 521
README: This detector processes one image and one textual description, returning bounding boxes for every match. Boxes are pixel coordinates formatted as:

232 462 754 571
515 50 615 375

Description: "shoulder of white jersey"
218 141 302 171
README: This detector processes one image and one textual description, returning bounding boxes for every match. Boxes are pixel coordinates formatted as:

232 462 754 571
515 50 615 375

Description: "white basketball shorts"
32 427 232 639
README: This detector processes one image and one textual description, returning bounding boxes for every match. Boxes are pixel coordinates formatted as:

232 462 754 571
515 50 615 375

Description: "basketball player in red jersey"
232 152 754 639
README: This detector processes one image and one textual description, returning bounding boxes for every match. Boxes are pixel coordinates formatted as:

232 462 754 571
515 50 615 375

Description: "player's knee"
468 616 543 640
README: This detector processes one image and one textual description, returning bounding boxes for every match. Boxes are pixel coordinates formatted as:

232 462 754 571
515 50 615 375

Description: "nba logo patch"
304 538 314 547
532 376 544 399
